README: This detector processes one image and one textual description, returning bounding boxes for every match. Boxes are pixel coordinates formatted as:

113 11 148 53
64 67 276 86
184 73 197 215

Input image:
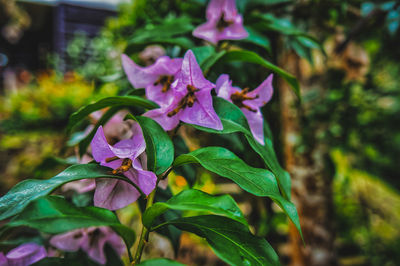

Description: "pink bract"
121 54 183 107
0 242 47 266
216 74 274 145
90 124 157 210
193 0 248 44
144 50 223 131
50 227 125 265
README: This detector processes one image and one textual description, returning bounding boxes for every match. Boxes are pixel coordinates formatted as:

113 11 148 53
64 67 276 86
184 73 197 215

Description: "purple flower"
216 74 274 145
0 243 47 266
50 226 125 265
193 0 248 44
90 123 157 210
144 50 223 131
121 54 183 107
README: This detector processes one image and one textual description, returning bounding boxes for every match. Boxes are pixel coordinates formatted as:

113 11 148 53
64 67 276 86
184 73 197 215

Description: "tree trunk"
279 52 337 266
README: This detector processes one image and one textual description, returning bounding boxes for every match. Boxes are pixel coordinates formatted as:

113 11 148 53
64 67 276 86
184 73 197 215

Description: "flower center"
216 14 233 32
154 75 174 92
230 87 259 112
105 156 133 174
88 228 102 247
167 85 199 117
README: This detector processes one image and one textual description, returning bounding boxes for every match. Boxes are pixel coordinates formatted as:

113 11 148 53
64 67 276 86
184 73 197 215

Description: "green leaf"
245 136 292 200
201 50 227 73
219 50 300 99
127 17 195 50
241 27 271 52
127 37 194 51
138 259 185 266
173 146 302 239
67 96 159 132
156 215 280 266
143 189 247 228
290 37 314 65
5 196 135 248
190 97 291 200
0 164 139 220
130 17 194 43
124 115 174 175
192 46 216 66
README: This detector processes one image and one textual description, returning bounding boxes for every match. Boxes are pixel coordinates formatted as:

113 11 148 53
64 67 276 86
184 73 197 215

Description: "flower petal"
180 89 223 130
104 229 125 256
91 126 144 163
223 0 239 21
245 74 274 107
0 252 6 265
91 126 115 163
122 54 182 92
215 74 233 100
143 105 181 131
192 20 220 44
50 230 86 252
180 50 214 90
242 108 264 145
121 54 158 89
219 15 248 40
6 243 47 266
128 160 157 195
145 83 176 107
82 228 109 265
206 0 224 20
94 179 140 210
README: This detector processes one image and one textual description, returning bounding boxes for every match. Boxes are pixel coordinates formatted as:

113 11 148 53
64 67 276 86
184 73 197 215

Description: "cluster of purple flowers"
4 1 275 265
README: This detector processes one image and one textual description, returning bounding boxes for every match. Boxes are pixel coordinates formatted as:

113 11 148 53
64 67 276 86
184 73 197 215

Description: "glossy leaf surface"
0 164 135 220
158 215 280 266
173 146 301 237
143 189 247 228
5 196 135 248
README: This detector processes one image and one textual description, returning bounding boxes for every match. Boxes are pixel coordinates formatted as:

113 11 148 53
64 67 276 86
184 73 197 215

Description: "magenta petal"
180 50 214 90
104 229 125 256
121 54 158 89
180 89 223 130
215 74 233 100
128 160 157 195
50 230 86 252
6 243 47 266
0 252 7 266
94 179 140 210
245 74 274 107
206 0 224 20
242 108 264 145
219 15 248 40
146 83 176 107
91 126 143 163
112 138 144 160
223 0 238 20
91 126 115 163
82 228 108 265
215 74 230 93
192 21 220 44
144 107 180 131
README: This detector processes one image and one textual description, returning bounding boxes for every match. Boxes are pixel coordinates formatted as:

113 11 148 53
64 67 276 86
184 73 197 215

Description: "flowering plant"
0 0 306 265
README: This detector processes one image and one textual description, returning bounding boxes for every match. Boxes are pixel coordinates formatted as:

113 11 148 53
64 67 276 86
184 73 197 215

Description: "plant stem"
132 187 156 265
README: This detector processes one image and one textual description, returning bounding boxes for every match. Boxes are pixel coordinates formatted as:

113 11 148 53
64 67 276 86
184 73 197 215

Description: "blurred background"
1 0 399 265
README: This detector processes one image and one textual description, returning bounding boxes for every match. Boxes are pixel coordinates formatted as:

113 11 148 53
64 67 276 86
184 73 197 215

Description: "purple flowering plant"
0 0 308 265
